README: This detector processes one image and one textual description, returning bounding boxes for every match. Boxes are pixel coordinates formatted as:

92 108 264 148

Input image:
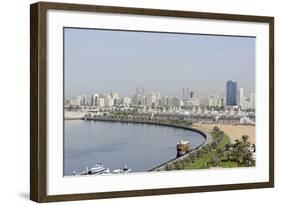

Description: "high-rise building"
81 95 87 106
250 93 255 110
161 96 170 107
103 94 113 107
243 100 250 110
133 94 141 105
186 88 190 100
122 97 132 106
93 94 98 106
97 98 104 107
209 95 220 107
190 91 194 99
145 92 157 107
110 92 119 105
71 95 82 106
155 92 161 107
199 97 209 106
89 95 94 106
237 88 244 109
141 87 145 95
182 88 185 100
182 88 190 100
226 80 237 106
140 95 146 106
219 97 226 107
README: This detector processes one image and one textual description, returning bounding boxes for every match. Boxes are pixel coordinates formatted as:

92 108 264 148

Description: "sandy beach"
192 123 256 144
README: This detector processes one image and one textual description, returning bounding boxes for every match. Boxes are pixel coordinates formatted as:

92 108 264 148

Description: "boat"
100 168 111 175
73 164 132 176
112 165 132 174
88 163 107 174
122 165 131 173
112 169 123 174
74 163 109 175
177 140 191 157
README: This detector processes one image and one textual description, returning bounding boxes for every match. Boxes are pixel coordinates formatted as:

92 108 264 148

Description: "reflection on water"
64 120 205 176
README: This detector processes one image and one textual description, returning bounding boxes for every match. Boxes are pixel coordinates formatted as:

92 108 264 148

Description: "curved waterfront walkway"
149 125 212 171
83 117 213 171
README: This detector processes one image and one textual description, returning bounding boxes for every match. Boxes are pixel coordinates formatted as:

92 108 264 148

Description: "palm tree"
216 148 225 159
224 143 232 161
165 163 175 171
174 161 184 170
201 146 209 155
196 150 204 158
211 141 218 149
232 138 251 167
213 126 220 133
184 157 191 164
242 135 249 143
206 144 212 152
189 153 197 163
210 157 220 167
218 130 225 137
252 144 256 152
242 150 255 167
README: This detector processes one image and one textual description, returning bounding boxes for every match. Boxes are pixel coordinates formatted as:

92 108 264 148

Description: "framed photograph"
30 1 274 202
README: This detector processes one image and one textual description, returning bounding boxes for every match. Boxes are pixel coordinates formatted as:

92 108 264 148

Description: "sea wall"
150 127 212 171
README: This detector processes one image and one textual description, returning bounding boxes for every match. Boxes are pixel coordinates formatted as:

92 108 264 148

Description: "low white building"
97 98 104 107
122 97 132 106
250 93 255 110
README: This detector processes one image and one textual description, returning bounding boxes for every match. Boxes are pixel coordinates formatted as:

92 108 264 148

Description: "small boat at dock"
73 164 131 175
74 163 109 175
177 140 191 157
112 165 132 174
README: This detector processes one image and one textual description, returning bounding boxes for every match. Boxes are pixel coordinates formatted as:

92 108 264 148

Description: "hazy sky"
64 28 255 98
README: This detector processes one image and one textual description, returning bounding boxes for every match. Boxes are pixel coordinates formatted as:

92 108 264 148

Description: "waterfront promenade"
149 126 212 171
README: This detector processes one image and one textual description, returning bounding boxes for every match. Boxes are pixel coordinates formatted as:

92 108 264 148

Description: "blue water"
64 120 205 175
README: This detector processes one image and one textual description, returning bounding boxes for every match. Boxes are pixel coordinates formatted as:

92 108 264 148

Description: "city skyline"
65 80 256 111
64 28 255 98
65 82 254 100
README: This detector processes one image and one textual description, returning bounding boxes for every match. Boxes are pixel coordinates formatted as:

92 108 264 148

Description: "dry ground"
192 123 256 144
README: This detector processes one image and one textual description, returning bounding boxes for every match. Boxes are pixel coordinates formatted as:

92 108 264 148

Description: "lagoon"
64 120 206 175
